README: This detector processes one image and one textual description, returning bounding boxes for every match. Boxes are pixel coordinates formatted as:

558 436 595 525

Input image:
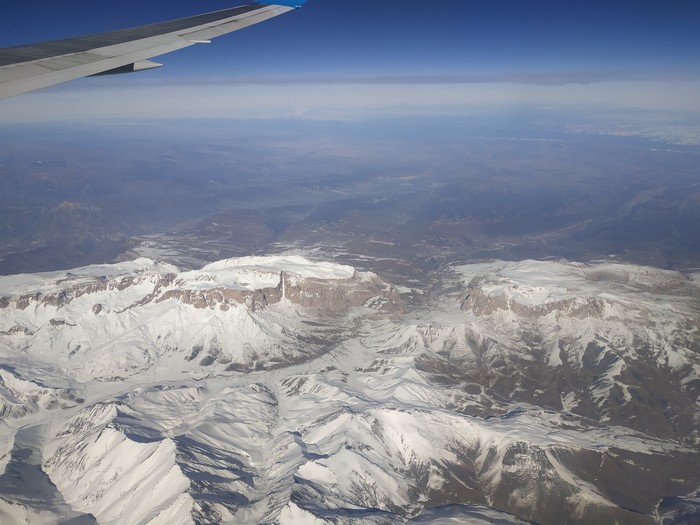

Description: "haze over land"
0 114 698 278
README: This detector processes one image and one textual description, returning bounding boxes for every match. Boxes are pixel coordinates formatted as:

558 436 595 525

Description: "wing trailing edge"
0 2 306 100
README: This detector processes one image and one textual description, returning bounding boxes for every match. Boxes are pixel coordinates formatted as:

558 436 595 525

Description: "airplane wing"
0 0 306 101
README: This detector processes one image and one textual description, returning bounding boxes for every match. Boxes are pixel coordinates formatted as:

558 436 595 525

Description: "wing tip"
255 0 307 7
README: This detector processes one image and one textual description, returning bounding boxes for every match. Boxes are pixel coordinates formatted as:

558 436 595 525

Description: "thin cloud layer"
166 71 700 87
1 78 699 123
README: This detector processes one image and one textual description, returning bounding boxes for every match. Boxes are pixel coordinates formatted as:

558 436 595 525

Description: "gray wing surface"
0 2 302 101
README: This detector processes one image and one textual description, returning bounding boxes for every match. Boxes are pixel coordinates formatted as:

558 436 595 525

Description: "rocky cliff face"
157 269 394 313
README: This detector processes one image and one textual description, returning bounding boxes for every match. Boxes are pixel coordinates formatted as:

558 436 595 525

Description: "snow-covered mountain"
0 256 400 382
0 256 698 524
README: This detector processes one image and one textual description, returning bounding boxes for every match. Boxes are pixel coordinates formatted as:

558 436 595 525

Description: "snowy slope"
0 256 698 524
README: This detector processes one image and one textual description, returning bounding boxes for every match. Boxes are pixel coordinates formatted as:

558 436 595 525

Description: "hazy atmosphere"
1 1 699 524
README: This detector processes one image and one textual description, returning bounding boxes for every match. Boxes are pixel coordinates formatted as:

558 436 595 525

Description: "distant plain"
1 115 698 283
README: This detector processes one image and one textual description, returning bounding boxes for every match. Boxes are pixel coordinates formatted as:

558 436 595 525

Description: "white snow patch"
195 255 354 291
278 502 326 525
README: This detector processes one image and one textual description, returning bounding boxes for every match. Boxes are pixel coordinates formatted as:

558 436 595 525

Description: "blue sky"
1 0 699 121
3 0 700 78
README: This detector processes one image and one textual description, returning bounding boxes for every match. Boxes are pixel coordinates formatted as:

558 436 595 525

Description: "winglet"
256 0 306 7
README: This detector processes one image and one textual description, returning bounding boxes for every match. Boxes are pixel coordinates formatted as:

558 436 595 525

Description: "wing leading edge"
0 1 306 101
